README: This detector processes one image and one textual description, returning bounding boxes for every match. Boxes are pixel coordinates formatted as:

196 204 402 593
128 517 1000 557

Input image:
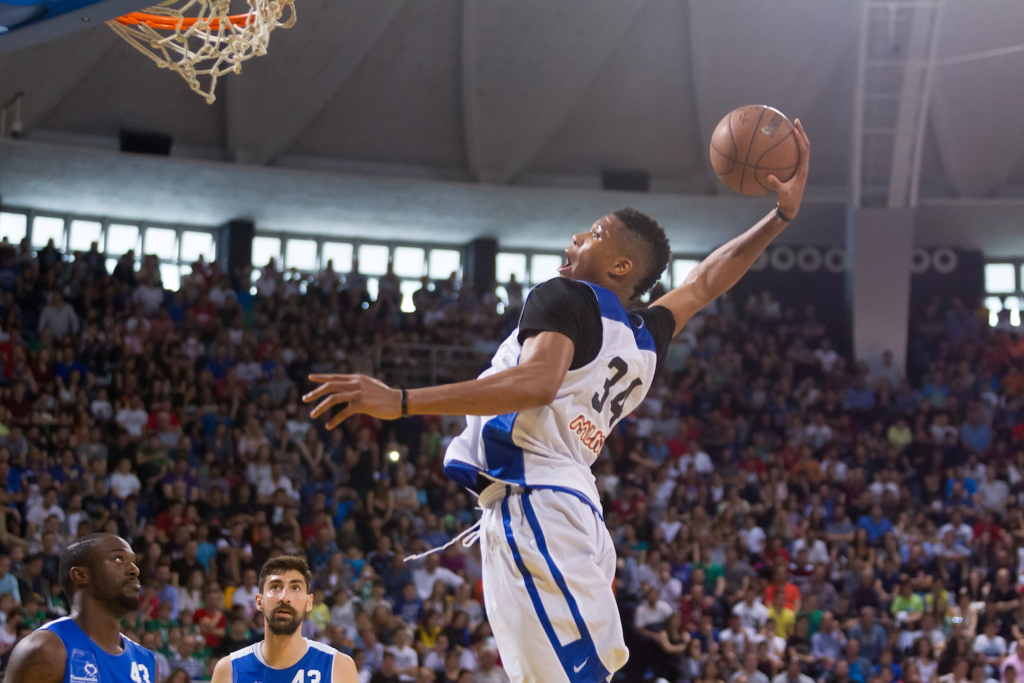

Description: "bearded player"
211 556 357 683
4 533 157 683
305 123 810 681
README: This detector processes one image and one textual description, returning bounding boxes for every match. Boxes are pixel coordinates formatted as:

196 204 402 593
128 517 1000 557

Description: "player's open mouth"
559 252 572 273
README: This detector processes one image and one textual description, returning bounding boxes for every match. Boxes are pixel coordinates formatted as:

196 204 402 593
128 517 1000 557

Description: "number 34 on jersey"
571 356 644 455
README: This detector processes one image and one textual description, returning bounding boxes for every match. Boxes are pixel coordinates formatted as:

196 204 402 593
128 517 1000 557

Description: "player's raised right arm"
3 630 66 683
653 119 810 337
304 330 575 426
210 656 234 683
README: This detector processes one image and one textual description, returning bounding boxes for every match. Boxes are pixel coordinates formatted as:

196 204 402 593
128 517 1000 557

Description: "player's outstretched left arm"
333 652 359 682
654 119 811 337
303 330 574 427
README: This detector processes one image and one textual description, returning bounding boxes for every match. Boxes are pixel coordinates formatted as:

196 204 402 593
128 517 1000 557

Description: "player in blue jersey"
3 532 157 683
211 555 357 683
304 125 810 682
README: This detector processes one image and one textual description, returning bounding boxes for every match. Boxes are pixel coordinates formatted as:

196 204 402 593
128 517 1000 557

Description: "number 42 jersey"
444 279 674 511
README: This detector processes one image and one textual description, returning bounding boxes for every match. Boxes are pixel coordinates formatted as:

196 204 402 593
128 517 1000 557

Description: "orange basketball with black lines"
710 105 799 196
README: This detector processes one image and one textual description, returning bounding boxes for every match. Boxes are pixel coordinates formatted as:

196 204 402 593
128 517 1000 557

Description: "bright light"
388 451 400 462
986 296 1003 327
1008 297 1021 327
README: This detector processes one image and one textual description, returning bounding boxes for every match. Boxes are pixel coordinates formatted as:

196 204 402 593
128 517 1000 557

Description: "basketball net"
108 0 297 104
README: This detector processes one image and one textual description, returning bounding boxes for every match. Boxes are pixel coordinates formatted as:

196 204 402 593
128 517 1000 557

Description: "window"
393 246 425 278
0 212 27 243
497 253 527 284
105 258 118 274
32 216 65 249
985 263 1015 294
107 224 139 256
673 259 699 287
530 254 562 285
429 249 461 280
285 239 318 271
400 280 420 313
181 231 215 264
252 237 281 268
321 242 353 273
68 220 102 253
366 278 379 301
159 264 181 291
358 245 390 275
144 227 178 260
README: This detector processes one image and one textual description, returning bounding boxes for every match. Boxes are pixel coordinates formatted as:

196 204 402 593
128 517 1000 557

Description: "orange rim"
114 11 254 30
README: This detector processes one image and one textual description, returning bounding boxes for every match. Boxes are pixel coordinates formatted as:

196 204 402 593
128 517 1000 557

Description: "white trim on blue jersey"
443 282 657 511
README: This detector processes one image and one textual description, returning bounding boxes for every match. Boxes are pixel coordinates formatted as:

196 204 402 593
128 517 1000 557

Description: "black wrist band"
774 204 793 223
401 388 408 417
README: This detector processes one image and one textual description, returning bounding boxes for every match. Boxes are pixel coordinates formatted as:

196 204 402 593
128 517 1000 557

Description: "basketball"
710 105 800 196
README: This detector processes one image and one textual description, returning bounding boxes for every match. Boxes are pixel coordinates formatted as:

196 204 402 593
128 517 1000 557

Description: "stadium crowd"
0 235 1020 683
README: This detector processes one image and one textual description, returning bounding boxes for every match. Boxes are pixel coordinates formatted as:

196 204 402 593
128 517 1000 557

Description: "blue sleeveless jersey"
41 617 157 683
230 639 338 683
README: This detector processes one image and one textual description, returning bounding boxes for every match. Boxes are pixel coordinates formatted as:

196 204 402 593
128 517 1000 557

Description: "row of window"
0 210 701 311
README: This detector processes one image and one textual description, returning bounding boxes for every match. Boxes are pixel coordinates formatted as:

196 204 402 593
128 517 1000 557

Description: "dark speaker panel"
465 238 497 297
602 169 650 192
120 129 173 156
218 220 254 286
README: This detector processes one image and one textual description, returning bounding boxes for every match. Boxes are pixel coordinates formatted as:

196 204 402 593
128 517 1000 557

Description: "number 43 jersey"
41 617 156 683
444 279 675 511
229 639 338 683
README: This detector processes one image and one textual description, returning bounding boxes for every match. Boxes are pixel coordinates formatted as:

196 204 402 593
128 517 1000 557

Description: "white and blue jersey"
443 278 675 683
444 279 673 512
229 638 338 683
41 617 156 683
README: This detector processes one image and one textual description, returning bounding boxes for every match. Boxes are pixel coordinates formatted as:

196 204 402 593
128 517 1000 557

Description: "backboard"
0 0 148 54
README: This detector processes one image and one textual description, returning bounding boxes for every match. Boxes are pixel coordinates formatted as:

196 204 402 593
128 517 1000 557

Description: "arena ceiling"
1 0 1024 252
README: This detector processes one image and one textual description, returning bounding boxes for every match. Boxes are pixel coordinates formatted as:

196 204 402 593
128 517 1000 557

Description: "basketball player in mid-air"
4 533 157 683
305 123 810 682
211 556 357 683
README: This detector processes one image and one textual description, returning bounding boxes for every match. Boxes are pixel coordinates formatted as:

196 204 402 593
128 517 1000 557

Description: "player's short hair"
58 533 109 598
613 207 671 300
258 555 313 593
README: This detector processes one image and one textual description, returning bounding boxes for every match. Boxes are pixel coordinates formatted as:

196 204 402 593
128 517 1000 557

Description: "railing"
374 343 495 386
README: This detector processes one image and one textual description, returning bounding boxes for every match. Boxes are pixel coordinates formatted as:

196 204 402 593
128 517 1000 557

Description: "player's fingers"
302 383 338 403
765 175 782 192
308 374 352 383
303 378 357 402
310 392 356 419
326 407 357 430
795 119 811 154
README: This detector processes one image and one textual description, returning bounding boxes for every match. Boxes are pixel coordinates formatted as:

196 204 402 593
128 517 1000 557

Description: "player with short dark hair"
305 123 810 682
211 555 357 683
3 532 157 683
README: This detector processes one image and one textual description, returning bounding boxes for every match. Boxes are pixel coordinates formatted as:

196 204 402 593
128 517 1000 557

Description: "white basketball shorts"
477 483 628 683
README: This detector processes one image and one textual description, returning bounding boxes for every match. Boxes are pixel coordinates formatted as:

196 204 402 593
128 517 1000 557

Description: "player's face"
256 570 312 636
92 536 142 615
562 215 631 285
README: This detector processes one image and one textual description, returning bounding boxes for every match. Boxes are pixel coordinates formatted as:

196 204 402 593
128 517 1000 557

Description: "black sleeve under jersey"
633 304 676 371
517 278 602 370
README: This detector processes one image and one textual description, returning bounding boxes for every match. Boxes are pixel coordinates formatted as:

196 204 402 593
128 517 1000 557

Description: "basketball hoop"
108 0 297 104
